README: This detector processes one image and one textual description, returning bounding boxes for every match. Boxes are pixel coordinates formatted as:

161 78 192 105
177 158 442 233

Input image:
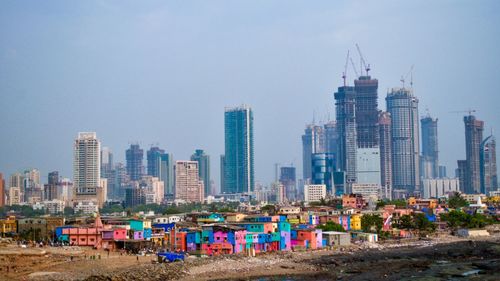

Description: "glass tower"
223 105 254 194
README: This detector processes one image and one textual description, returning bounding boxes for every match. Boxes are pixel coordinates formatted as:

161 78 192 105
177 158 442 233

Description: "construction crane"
350 57 360 79
449 109 477 116
342 50 350 86
355 43 370 76
400 65 414 89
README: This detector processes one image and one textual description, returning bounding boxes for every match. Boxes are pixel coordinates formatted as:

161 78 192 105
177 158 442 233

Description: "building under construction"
354 76 379 148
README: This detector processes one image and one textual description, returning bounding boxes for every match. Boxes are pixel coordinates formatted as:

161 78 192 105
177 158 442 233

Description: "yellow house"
350 214 362 231
1 216 17 236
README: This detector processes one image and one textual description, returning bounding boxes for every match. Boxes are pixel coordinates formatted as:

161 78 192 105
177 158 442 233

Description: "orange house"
296 229 319 249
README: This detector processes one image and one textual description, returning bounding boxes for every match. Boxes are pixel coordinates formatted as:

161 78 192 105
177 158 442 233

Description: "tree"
317 221 345 232
396 214 414 230
261 205 276 215
64 207 74 216
440 210 492 229
448 192 468 209
413 213 436 233
361 214 383 234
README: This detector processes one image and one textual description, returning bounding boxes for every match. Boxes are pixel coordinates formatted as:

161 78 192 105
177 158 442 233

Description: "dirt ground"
0 234 499 281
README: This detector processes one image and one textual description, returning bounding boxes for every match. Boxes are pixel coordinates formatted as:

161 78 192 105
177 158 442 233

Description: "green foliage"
440 210 493 229
261 205 276 215
447 192 468 209
63 207 75 216
361 214 383 234
317 221 345 232
394 213 436 235
377 199 407 209
99 204 123 214
413 213 436 233
0 205 45 217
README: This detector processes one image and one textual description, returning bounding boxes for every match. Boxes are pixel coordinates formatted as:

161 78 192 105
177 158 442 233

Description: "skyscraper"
421 116 439 179
311 153 336 193
302 124 325 181
379 111 392 199
223 105 254 194
324 121 338 154
100 147 116 200
0 173 4 207
175 161 204 203
456 160 467 193
147 146 165 177
334 85 357 193
159 153 174 199
279 166 297 201
386 88 420 195
191 149 211 197
464 115 484 194
73 132 104 209
44 171 59 201
126 144 144 181
220 155 225 195
480 134 498 194
23 168 41 202
354 75 379 148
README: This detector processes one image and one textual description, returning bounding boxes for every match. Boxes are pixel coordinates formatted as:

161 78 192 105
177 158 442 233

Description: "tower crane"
355 43 370 76
350 57 360 79
342 50 350 86
449 109 477 116
400 65 414 89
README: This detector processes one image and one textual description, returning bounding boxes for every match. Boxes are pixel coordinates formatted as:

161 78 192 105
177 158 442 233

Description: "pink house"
234 230 247 253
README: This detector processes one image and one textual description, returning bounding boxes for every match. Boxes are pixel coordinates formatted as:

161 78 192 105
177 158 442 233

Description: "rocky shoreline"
1 235 499 281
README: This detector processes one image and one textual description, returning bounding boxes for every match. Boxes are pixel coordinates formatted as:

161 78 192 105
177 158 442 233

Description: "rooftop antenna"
355 43 370 76
342 50 350 86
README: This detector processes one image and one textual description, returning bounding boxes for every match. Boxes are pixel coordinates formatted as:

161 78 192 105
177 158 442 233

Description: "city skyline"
1 1 499 186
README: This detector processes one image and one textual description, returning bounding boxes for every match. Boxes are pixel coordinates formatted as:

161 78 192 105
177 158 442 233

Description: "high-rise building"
147 147 165 177
220 155 225 195
311 153 336 194
304 184 327 203
464 115 484 194
354 75 379 148
324 121 338 157
159 153 174 199
386 88 420 195
0 173 4 207
379 111 392 199
456 160 467 193
113 163 129 200
481 134 498 194
175 161 204 203
335 85 357 193
302 124 325 181
191 149 211 197
438 166 447 178
73 132 103 210
356 148 381 185
421 116 439 179
126 144 144 181
23 168 42 202
422 178 460 199
279 166 297 201
44 171 59 201
100 147 116 200
223 105 254 194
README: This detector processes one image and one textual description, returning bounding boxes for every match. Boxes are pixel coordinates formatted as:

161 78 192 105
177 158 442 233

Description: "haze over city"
1 0 499 186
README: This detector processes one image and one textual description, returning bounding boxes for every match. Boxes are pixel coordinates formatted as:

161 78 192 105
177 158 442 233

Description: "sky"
1 0 499 188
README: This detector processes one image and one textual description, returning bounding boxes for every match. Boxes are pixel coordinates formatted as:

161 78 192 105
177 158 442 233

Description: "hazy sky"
1 1 499 187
